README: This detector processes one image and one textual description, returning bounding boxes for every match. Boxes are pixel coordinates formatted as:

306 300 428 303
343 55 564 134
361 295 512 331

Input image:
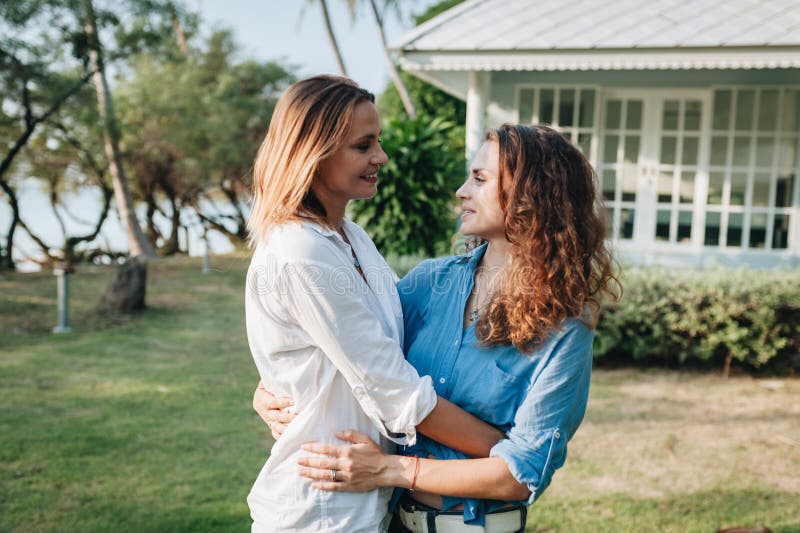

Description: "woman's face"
456 140 506 241
315 101 388 206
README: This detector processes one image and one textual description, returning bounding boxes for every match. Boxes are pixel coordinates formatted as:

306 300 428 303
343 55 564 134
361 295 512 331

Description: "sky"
188 0 438 94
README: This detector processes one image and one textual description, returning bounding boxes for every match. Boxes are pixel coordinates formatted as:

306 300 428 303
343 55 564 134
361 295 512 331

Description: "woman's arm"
297 430 530 501
253 381 504 458
417 396 504 458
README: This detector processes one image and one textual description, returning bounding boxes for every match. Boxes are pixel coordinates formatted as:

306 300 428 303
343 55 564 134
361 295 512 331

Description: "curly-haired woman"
255 123 620 532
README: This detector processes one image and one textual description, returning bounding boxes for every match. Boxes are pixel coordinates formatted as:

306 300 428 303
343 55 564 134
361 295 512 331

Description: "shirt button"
439 377 446 384
453 341 459 347
553 429 561 439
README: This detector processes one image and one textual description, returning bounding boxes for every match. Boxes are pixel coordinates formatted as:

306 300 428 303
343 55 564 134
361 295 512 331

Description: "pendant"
469 309 479 322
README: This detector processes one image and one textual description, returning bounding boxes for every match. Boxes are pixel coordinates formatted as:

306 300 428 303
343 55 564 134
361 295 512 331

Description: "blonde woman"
244 75 504 532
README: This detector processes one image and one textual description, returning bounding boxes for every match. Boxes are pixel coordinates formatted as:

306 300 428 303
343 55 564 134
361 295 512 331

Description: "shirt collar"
457 242 488 269
297 216 350 239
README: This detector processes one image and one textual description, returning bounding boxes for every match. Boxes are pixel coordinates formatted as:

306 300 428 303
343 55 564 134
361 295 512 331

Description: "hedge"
595 267 800 375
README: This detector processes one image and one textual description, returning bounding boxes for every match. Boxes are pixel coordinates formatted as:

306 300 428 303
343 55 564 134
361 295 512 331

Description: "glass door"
652 95 710 246
598 95 644 241
599 90 711 247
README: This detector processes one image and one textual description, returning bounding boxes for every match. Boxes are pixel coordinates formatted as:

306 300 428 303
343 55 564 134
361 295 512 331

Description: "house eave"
396 47 800 72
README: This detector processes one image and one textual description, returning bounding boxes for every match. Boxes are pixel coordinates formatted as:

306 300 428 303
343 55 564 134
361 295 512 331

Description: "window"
655 98 703 244
599 97 644 241
517 86 599 160
705 87 798 250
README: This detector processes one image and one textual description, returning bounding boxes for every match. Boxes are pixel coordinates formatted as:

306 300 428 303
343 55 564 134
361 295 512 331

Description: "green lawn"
1 255 798 532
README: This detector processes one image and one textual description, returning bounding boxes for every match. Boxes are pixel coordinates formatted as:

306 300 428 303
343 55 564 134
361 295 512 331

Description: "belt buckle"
482 505 526 533
398 502 436 533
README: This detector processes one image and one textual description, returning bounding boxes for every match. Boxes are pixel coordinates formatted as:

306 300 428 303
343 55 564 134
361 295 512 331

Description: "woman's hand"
297 430 410 492
252 381 296 440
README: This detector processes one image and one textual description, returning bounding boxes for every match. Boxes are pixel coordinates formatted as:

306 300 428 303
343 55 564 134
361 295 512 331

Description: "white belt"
397 504 526 533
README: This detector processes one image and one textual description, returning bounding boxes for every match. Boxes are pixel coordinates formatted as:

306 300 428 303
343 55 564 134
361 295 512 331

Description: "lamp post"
202 226 210 275
53 262 74 334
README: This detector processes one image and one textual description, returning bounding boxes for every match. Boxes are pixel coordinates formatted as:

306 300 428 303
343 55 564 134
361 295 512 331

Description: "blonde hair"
247 75 375 245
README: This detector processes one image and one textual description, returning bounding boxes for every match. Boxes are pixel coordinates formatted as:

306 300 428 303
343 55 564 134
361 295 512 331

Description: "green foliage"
359 1 468 257
117 34 294 193
350 116 464 257
0 0 206 265
413 0 466 25
595 267 800 374
112 29 294 246
377 71 466 126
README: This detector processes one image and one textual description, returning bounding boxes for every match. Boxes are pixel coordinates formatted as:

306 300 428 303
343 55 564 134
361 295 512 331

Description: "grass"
1 255 798 532
532 370 800 532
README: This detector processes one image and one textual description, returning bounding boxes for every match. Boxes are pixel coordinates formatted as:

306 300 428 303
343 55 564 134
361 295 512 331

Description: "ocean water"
0 179 236 272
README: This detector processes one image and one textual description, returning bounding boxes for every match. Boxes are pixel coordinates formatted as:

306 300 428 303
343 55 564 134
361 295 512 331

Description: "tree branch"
48 182 68 246
0 67 92 181
17 217 57 262
65 184 112 260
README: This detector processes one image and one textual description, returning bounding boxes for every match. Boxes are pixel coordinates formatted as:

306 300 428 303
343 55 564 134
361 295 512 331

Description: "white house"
392 0 800 267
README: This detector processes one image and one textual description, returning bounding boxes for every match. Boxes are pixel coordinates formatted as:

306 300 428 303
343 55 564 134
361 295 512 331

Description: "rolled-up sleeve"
489 322 594 503
280 260 437 445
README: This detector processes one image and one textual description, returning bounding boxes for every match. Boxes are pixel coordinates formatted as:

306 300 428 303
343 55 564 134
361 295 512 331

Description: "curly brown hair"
475 124 621 352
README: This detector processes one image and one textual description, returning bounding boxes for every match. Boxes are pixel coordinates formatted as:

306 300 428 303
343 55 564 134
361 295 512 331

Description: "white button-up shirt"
245 218 437 533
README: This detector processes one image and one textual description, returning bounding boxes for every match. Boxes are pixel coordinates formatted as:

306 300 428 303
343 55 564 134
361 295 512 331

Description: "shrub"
350 116 464 257
595 267 800 375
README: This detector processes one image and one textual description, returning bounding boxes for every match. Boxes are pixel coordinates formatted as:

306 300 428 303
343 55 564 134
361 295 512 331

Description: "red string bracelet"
409 455 420 493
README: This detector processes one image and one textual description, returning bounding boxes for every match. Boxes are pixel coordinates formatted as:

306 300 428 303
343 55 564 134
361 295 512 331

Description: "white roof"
393 0 800 71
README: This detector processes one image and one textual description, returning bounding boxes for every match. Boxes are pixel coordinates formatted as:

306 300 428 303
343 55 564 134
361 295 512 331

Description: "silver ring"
330 469 337 482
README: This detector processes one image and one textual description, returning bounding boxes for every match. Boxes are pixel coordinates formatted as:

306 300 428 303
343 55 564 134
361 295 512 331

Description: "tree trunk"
0 180 19 270
143 186 161 248
82 0 156 260
320 0 348 76
155 172 181 255
162 194 181 255
220 180 247 238
171 13 189 54
722 352 732 379
97 255 147 314
368 0 417 118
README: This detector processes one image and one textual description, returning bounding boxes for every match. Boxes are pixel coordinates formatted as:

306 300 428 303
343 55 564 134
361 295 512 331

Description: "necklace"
468 267 493 323
337 227 360 268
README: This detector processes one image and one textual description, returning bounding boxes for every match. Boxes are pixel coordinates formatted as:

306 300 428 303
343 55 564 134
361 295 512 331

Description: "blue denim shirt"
394 244 594 525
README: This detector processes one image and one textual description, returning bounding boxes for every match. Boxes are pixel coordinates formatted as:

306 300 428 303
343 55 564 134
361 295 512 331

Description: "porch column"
465 71 490 164
791 139 800 255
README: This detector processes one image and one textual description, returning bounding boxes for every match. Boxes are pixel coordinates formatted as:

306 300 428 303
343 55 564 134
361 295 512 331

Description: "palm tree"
306 0 418 118
81 0 156 259
311 0 348 76
365 0 417 118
